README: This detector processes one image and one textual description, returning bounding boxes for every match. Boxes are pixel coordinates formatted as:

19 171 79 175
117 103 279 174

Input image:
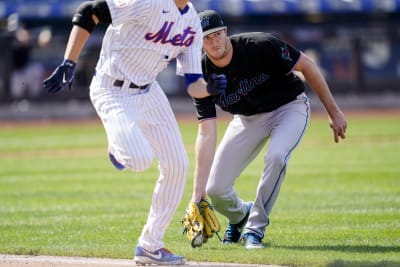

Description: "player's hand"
43 59 76 94
206 73 226 95
329 110 347 143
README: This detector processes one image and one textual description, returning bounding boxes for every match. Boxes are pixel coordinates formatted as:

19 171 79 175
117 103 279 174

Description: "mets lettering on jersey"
145 21 196 47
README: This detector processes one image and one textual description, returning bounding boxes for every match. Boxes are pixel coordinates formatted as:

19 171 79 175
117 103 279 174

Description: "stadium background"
0 0 399 119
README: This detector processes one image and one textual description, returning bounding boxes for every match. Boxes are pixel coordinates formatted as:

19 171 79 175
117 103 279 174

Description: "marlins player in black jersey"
188 10 347 249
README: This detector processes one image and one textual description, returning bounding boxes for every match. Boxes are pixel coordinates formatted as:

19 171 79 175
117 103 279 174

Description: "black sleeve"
72 0 111 33
93 0 112 24
192 96 217 121
262 34 301 75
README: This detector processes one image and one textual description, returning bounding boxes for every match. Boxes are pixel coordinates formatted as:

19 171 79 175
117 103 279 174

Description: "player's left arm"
294 52 347 143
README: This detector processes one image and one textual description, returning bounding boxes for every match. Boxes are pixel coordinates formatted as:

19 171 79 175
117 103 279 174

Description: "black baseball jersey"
194 32 305 120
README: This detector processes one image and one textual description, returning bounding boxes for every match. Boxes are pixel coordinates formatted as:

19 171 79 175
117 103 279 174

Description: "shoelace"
160 248 172 255
225 224 237 238
246 234 261 243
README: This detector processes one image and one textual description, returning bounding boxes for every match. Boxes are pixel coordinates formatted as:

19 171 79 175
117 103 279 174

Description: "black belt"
113 80 150 90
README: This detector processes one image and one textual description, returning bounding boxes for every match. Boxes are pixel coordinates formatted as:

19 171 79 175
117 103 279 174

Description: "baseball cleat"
243 233 264 249
222 202 253 244
134 246 185 265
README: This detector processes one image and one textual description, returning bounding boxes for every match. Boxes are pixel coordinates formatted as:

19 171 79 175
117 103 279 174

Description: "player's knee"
125 155 153 172
265 151 286 166
206 187 236 215
206 183 229 200
160 154 189 178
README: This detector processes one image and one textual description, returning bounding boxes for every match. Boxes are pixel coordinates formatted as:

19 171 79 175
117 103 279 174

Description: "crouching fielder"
189 10 347 249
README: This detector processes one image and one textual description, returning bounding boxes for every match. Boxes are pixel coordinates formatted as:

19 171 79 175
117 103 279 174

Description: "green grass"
0 113 399 267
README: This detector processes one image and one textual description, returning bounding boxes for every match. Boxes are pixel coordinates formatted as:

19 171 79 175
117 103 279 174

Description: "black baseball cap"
198 10 226 36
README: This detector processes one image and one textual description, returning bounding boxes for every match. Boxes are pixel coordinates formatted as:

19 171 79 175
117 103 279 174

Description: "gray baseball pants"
206 93 310 238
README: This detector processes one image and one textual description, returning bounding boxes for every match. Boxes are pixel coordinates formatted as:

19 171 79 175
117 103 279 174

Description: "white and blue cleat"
134 245 185 265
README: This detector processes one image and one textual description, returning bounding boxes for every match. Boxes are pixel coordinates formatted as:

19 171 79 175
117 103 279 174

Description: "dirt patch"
0 254 284 267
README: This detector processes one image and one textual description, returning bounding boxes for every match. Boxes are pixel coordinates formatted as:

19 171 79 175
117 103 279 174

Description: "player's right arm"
192 118 217 202
43 0 111 93
64 26 91 63
65 0 111 62
191 97 218 202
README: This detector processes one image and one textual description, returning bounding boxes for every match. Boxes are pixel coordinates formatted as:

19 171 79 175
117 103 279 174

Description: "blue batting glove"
206 73 227 95
43 59 76 94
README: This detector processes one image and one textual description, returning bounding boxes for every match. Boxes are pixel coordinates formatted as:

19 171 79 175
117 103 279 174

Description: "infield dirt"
0 254 286 267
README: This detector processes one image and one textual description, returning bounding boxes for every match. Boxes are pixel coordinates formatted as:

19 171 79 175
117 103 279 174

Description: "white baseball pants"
89 73 188 251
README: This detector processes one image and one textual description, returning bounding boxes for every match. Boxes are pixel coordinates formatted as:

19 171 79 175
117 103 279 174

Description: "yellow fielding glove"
199 199 221 241
182 201 204 248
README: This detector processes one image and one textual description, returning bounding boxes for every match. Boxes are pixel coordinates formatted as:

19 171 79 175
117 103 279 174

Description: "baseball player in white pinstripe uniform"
43 0 226 265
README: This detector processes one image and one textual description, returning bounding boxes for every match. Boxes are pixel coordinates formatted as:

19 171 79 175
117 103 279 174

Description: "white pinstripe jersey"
96 0 203 86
